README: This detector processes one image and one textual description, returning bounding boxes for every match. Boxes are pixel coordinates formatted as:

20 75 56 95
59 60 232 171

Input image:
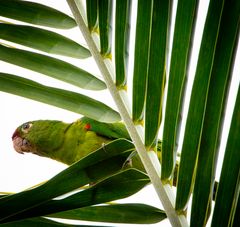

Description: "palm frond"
0 0 239 226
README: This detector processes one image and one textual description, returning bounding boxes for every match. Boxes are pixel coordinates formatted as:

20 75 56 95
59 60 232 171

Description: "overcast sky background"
0 0 239 226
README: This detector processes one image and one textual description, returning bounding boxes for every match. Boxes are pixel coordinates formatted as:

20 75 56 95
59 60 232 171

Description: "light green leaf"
0 23 90 58
0 44 105 90
0 0 76 29
0 73 120 122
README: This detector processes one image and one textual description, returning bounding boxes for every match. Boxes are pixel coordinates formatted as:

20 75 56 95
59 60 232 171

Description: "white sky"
0 0 239 226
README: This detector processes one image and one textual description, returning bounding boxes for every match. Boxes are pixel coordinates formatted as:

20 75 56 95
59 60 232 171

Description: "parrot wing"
80 117 130 140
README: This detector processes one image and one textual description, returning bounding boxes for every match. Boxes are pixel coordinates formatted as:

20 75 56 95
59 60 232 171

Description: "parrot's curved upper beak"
12 130 32 154
12 129 19 141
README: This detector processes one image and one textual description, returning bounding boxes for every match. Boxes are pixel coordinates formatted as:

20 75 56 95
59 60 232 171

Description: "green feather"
80 117 130 139
13 117 160 172
55 119 112 164
14 117 130 165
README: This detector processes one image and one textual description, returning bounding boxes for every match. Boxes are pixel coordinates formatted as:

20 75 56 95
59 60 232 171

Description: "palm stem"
67 0 188 226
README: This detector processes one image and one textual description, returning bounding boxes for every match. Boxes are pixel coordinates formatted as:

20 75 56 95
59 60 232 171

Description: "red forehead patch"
84 123 91 130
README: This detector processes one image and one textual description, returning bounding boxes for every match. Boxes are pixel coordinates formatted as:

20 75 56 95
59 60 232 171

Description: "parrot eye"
21 122 33 133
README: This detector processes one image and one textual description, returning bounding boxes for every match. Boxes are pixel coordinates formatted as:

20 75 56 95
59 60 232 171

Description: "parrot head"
12 121 36 154
12 120 68 157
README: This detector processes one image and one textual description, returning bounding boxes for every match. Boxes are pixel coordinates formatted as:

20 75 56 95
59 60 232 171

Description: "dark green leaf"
98 0 112 57
0 44 105 90
190 1 240 226
0 23 90 58
0 0 76 29
145 0 169 148
86 0 98 32
1 169 150 223
48 203 166 224
211 85 240 227
0 73 120 122
115 0 131 88
232 195 240 227
162 0 198 181
132 0 152 123
176 0 225 212
0 139 134 222
0 217 88 227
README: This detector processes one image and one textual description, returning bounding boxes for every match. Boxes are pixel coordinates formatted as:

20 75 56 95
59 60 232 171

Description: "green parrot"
12 117 135 166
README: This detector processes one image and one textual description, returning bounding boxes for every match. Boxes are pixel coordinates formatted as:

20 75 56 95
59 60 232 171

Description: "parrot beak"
12 129 31 154
12 129 19 141
12 136 25 154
